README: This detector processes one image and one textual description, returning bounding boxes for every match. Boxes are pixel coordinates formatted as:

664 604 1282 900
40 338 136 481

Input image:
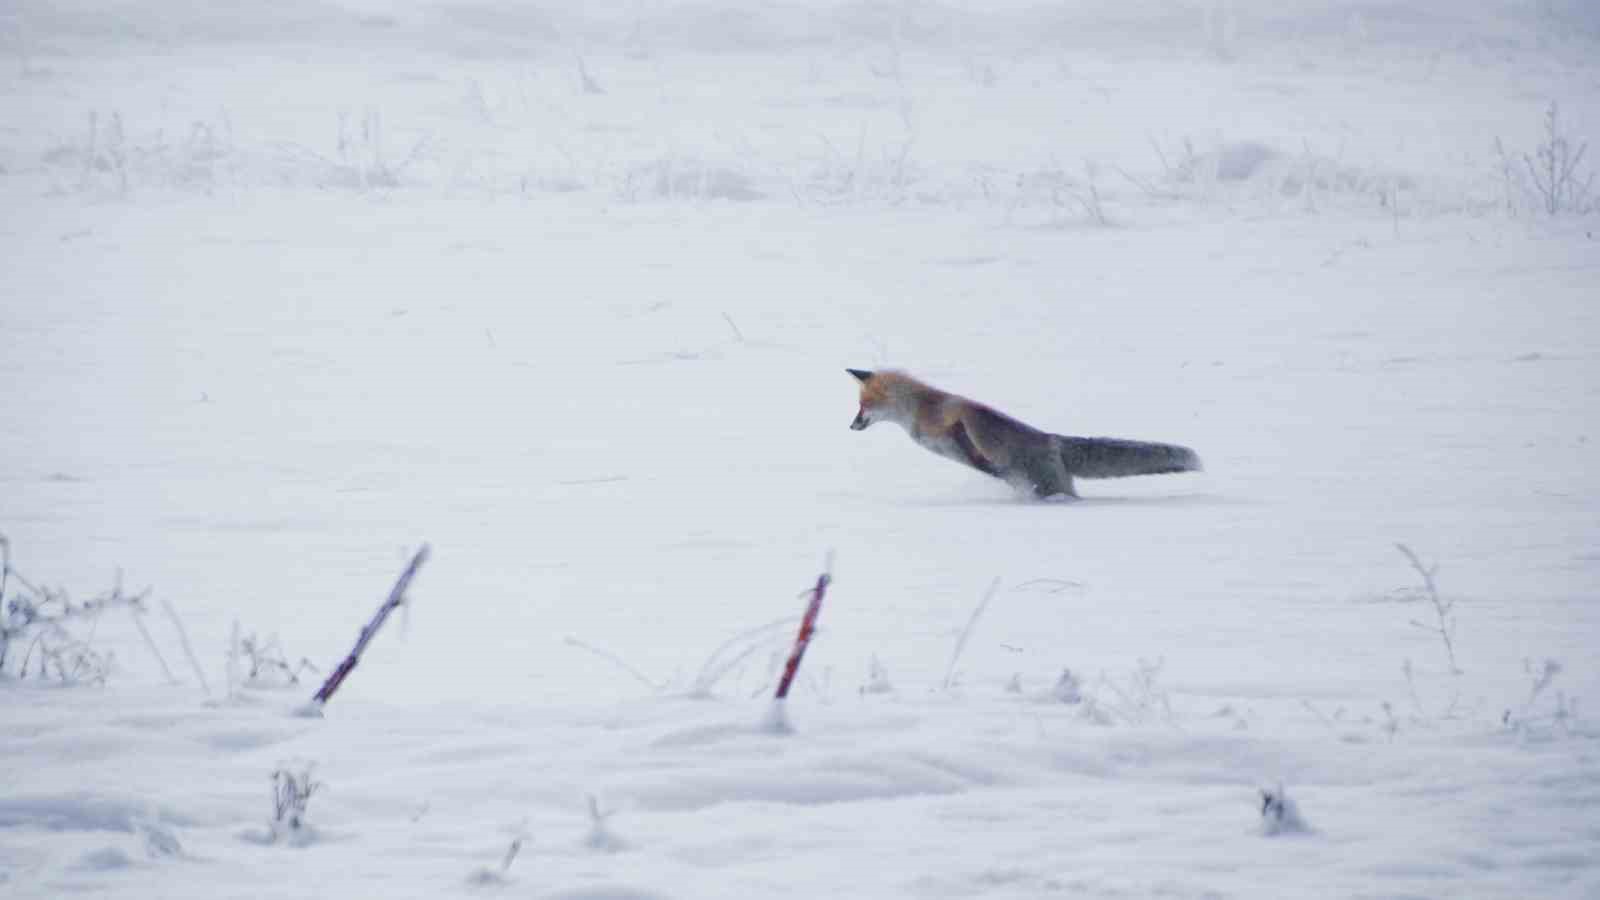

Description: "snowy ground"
3 2 1599 897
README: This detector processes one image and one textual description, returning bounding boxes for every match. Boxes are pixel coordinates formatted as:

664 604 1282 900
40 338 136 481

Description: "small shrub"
1523 102 1593 216
270 764 319 840
1259 784 1311 836
1503 658 1581 740
1497 102 1594 217
583 794 627 852
0 534 144 685
233 630 317 689
861 654 892 695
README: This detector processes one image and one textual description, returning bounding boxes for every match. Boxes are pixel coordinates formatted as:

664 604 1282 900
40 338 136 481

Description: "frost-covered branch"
307 544 430 709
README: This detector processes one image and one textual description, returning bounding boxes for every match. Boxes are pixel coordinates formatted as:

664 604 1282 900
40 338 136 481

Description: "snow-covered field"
3 1 1599 897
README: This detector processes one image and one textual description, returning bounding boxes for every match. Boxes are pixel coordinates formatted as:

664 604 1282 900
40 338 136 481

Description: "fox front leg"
950 421 1001 478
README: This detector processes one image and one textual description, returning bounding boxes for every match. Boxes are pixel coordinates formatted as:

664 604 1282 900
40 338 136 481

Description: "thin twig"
1112 165 1177 200
127 594 177 685
500 835 523 873
943 578 1000 690
0 533 11 607
1396 543 1459 674
691 615 800 696
161 597 212 697
228 620 241 700
563 635 664 692
1147 134 1173 178
1300 699 1337 733
1012 578 1083 595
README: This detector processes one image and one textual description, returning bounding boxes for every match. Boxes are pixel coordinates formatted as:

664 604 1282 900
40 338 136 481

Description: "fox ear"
847 368 875 383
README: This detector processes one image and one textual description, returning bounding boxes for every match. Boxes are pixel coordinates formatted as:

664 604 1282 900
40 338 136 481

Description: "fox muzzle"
850 407 870 430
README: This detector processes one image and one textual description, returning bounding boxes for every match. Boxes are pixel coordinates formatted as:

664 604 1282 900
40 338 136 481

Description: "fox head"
847 368 877 429
847 368 909 431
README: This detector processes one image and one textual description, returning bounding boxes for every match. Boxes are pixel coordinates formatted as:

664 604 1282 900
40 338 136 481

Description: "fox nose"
850 410 869 430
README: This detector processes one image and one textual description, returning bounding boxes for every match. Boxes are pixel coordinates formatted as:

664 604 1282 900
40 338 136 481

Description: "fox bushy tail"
1056 436 1202 479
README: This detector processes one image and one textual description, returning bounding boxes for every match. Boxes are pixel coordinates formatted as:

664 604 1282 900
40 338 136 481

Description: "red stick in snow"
774 566 831 700
311 545 430 707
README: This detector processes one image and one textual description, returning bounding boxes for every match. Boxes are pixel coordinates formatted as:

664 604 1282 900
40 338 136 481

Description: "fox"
847 368 1201 499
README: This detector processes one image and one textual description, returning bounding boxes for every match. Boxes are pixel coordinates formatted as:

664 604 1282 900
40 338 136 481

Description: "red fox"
847 369 1201 499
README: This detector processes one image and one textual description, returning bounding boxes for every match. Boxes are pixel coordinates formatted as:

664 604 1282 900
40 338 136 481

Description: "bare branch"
309 545 430 708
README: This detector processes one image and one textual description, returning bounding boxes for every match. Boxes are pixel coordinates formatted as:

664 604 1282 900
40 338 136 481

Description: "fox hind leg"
1032 473 1077 500
1018 448 1076 499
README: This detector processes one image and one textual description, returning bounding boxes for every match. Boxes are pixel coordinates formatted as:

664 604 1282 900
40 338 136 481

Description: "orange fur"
858 371 996 448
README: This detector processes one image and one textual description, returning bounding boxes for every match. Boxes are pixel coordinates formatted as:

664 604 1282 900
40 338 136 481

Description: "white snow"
3 1 1599 897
